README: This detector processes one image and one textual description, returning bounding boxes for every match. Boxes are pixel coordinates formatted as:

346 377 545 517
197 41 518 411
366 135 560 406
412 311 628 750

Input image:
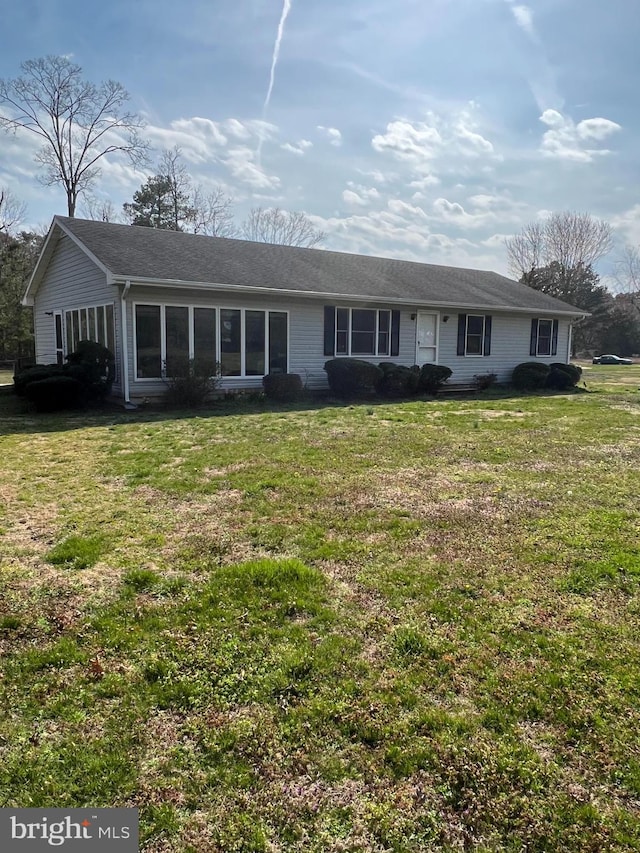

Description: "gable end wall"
32 234 121 387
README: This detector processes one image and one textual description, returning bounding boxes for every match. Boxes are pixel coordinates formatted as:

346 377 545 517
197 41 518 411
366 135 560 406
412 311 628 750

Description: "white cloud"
317 126 343 146
342 190 367 206
387 199 429 220
576 118 622 142
358 169 395 184
145 116 280 166
371 109 497 178
539 109 621 162
308 204 508 273
408 174 440 199
510 5 535 37
341 182 381 207
611 205 640 245
223 146 281 190
372 119 442 164
280 139 313 156
455 120 494 156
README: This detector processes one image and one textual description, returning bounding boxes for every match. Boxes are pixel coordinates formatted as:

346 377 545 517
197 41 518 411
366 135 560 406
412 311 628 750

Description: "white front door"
416 312 438 365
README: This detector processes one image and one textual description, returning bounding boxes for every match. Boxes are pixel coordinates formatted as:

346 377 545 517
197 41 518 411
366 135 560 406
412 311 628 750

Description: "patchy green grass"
1 374 640 851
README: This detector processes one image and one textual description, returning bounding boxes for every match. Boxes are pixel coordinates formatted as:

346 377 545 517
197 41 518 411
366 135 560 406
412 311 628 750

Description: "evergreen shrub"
324 358 383 398
419 364 452 393
376 363 421 397
262 373 303 402
512 362 551 390
546 362 583 390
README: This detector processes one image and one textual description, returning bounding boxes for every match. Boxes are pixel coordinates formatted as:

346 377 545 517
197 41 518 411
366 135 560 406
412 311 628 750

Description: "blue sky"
1 0 638 275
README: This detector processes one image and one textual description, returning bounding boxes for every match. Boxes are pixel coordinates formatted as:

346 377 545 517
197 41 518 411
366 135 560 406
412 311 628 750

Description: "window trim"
530 317 559 357
132 301 290 381
334 307 392 357
63 302 116 356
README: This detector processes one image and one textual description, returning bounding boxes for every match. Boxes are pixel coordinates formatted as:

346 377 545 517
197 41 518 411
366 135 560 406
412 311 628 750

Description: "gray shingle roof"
52 216 582 315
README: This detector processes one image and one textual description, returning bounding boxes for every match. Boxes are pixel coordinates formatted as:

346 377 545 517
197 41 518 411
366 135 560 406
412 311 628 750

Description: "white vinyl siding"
121 287 573 398
31 234 121 391
438 312 571 383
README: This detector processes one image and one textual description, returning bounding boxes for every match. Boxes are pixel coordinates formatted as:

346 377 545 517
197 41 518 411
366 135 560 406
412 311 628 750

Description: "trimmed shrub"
377 363 421 397
24 375 84 412
473 371 499 391
263 372 303 402
324 358 383 398
418 364 452 393
512 361 551 391
546 362 583 390
67 339 116 398
164 358 220 408
15 341 116 407
14 364 60 396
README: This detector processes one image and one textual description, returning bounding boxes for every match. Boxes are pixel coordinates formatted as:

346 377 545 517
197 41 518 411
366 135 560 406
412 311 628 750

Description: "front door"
416 312 438 365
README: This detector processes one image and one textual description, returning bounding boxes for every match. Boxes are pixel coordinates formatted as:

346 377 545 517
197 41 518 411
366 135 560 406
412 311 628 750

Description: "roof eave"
112 274 583 317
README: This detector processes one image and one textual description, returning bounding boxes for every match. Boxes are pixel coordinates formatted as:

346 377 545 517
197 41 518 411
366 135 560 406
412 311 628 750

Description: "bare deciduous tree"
124 147 236 235
615 245 640 294
0 56 149 217
241 207 325 248
506 211 613 285
191 186 237 237
81 195 121 223
158 147 195 230
0 187 26 233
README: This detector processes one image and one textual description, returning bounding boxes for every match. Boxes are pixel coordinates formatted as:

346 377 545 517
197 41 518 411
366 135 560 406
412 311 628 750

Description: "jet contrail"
257 0 292 163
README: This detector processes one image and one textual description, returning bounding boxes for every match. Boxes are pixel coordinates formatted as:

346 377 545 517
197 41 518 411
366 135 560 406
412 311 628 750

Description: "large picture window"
134 304 288 380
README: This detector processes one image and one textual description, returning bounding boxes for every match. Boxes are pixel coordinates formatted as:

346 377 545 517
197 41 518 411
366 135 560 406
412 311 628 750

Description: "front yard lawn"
1 375 640 851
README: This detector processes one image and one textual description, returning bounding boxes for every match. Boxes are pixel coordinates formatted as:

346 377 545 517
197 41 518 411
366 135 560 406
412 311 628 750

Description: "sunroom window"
134 305 288 380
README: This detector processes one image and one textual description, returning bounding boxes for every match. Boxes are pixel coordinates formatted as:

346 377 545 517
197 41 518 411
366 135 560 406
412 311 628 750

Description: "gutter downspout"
121 280 136 409
567 321 573 363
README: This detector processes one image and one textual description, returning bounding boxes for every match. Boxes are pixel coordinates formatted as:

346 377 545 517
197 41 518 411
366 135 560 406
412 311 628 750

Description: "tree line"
1 55 639 361
506 212 640 357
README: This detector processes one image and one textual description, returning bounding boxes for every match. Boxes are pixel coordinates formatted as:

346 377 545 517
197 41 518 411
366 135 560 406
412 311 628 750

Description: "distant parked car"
592 354 634 365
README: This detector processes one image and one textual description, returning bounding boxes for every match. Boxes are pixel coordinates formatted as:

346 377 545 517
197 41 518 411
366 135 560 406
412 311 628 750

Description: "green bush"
14 364 60 396
262 372 303 402
512 362 551 391
24 375 84 412
418 364 453 393
14 341 115 408
546 362 582 390
377 363 421 397
324 358 383 398
164 358 220 408
67 340 115 397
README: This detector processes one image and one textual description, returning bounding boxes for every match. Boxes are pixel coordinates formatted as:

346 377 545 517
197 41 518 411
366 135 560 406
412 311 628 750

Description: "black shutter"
390 310 400 357
457 314 467 356
324 306 335 356
551 319 559 356
530 319 539 356
483 315 492 356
